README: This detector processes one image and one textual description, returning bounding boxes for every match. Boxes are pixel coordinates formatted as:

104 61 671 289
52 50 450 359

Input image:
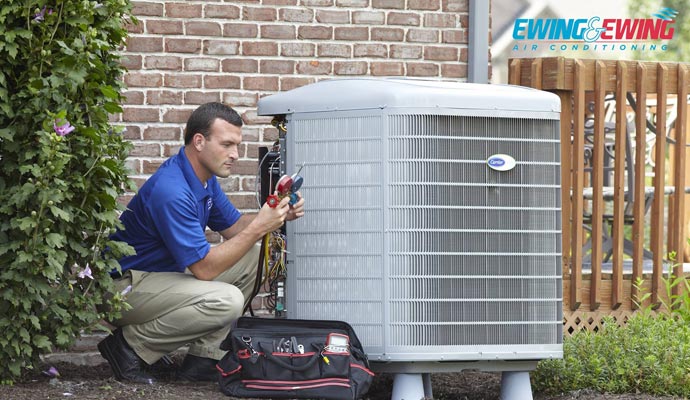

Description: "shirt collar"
178 146 210 201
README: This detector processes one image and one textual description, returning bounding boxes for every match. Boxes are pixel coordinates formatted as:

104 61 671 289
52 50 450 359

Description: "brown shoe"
98 329 156 385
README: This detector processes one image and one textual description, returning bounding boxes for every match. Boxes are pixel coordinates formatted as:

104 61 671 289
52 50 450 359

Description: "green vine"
0 0 137 383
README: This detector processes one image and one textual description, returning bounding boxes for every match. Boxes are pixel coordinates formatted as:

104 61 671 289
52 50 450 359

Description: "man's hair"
184 102 243 145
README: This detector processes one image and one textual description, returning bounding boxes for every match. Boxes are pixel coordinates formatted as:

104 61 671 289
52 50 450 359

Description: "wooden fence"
509 57 690 333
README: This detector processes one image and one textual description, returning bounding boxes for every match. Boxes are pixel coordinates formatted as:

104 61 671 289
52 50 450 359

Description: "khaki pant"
111 244 260 364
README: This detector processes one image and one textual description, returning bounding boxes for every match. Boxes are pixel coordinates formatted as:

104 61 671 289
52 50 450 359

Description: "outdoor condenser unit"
257 78 562 399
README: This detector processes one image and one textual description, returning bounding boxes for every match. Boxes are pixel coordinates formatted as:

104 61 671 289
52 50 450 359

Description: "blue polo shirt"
111 147 241 274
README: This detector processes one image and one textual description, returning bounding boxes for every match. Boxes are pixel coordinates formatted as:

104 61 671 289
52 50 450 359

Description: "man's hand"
286 191 305 221
250 196 290 237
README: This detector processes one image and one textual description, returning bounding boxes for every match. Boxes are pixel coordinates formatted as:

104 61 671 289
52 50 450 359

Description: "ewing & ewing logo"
512 8 677 53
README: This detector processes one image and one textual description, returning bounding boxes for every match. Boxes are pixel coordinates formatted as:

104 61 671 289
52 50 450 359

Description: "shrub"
0 0 135 382
533 266 690 397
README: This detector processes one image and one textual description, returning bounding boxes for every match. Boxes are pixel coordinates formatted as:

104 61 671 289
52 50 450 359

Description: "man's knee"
202 284 244 326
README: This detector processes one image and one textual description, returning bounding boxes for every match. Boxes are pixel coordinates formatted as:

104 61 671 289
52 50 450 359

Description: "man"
99 102 305 384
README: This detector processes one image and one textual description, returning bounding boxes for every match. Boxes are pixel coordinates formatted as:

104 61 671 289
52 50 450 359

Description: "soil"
0 361 681 400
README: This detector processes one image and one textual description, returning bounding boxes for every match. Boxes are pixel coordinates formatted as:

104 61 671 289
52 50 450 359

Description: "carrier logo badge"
207 198 213 210
487 154 516 171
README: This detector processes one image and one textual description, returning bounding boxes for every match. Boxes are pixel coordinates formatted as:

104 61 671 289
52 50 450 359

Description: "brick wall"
117 0 473 213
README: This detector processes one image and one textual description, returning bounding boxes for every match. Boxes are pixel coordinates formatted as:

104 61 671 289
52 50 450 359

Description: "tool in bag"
216 317 374 399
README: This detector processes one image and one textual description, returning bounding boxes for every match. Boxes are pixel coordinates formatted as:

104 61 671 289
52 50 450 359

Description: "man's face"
197 118 242 180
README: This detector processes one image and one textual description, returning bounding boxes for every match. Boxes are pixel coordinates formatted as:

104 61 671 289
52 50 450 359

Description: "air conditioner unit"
257 78 562 399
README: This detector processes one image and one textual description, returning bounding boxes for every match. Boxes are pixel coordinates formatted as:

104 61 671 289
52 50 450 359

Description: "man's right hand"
251 195 290 237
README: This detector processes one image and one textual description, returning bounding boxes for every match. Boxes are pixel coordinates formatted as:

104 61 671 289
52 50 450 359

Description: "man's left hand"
286 191 305 221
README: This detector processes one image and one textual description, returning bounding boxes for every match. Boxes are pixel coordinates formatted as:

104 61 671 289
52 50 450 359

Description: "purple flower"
78 265 93 280
53 119 75 136
33 6 51 22
42 366 60 377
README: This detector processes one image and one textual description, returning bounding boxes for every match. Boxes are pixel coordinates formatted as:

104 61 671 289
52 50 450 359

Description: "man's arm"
188 197 290 281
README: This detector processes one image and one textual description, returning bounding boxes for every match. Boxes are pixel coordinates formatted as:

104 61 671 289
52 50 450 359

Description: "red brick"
296 60 333 75
222 59 259 73
260 60 295 74
123 108 159 123
352 11 384 25
387 12 420 26
125 20 143 34
442 29 467 43
162 145 178 158
334 61 368 75
123 90 144 105
442 0 468 12
316 10 349 24
165 38 202 53
124 72 163 87
263 0 298 5
204 75 241 89
241 176 257 191
243 76 279 91
406 62 439 76
185 91 222 105
126 36 163 52
131 177 147 190
132 1 163 16
108 113 121 123
122 125 141 140
242 127 261 142
166 3 202 18
441 63 467 78
184 58 220 72
204 40 240 55
118 194 134 206
372 0 404 8
424 46 458 61
334 27 368 41
261 25 295 39
229 193 258 210
280 77 314 91
409 0 439 10
280 9 313 23
143 127 182 141
228 159 259 175
460 47 467 62
354 44 387 58
130 142 161 156
337 0 368 6
217 177 240 193
146 20 183 34
317 43 351 58
120 55 142 70
280 43 314 57
144 55 182 70
243 143 261 158
223 92 259 107
223 23 259 38
302 0 333 5
243 7 277 21
165 74 202 88
371 62 404 76
407 28 439 43
163 108 194 123
243 42 278 56
186 21 222 36
143 160 164 174
390 45 422 59
204 4 240 18
424 14 456 27
298 26 332 40
263 127 279 141
371 27 404 41
147 90 183 105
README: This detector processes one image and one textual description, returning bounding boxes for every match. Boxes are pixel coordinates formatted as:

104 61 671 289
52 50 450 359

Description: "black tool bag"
217 317 374 399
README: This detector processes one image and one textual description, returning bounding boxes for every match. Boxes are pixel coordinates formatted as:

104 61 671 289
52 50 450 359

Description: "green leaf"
99 86 119 99
49 206 72 222
45 233 64 248
32 335 50 351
